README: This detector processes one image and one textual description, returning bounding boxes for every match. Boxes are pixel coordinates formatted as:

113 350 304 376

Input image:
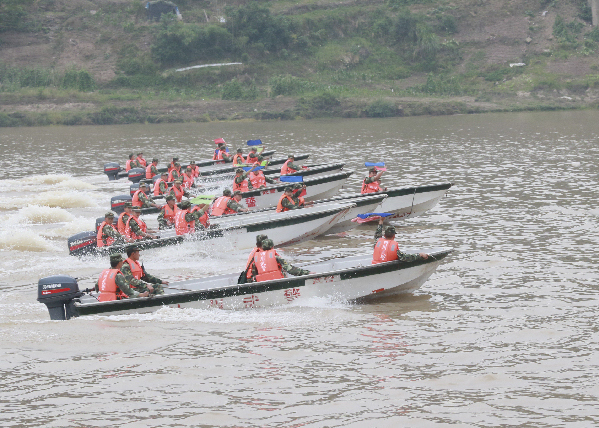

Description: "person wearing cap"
361 167 387 194
181 166 195 189
132 183 161 209
189 160 200 178
174 200 207 235
232 148 245 166
211 189 248 216
96 211 128 247
248 238 311 282
372 217 428 264
280 155 301 175
276 187 300 213
233 164 260 192
246 147 264 164
170 179 190 203
168 162 182 182
124 207 157 240
117 202 133 235
157 195 178 229
95 253 150 301
190 201 211 230
220 145 233 163
168 157 179 173
145 158 159 179
126 153 140 171
121 245 167 295
136 152 147 168
154 172 170 197
213 143 225 161
238 234 268 284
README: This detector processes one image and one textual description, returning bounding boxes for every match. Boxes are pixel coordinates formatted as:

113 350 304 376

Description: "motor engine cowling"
68 231 97 256
104 162 121 180
38 275 82 320
111 195 132 214
128 167 145 183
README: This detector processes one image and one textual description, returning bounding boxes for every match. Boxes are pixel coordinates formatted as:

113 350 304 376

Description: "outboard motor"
104 162 121 180
111 195 132 214
128 167 145 183
68 231 97 256
130 183 140 197
38 275 83 320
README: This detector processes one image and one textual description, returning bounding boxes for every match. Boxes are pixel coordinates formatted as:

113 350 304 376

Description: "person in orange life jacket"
280 155 302 175
232 148 246 165
372 217 428 264
213 143 224 160
276 187 300 213
126 153 140 171
132 183 161 209
121 245 168 295
237 234 268 284
174 200 203 235
189 160 200 178
219 145 233 163
181 166 195 189
190 202 211 230
157 195 178 229
95 253 150 300
248 239 311 282
291 183 313 207
211 189 248 216
168 157 179 173
361 167 387 194
146 158 159 179
126 207 158 240
170 179 190 202
248 162 275 189
246 147 264 164
154 172 170 197
233 165 259 192
168 162 182 182
136 152 147 167
97 211 129 247
117 202 133 234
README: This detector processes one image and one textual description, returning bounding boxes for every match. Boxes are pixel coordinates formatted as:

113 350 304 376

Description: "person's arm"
228 199 247 212
159 181 169 193
139 264 165 285
374 223 384 245
276 256 310 276
281 197 299 210
115 272 143 298
157 209 168 229
396 249 428 262
265 176 276 184
120 262 146 289
130 218 155 239
104 225 126 244
288 162 302 170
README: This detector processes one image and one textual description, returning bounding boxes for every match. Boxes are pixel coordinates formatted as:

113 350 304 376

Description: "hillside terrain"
1 0 598 126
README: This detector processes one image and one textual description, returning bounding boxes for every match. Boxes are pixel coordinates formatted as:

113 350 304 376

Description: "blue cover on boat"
365 162 385 167
356 213 394 219
247 139 262 146
280 176 303 182
242 166 264 172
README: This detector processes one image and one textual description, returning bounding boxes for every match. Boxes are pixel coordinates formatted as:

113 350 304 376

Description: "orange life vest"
190 165 200 178
211 196 235 216
182 173 194 189
137 157 147 167
249 171 266 188
171 185 184 202
168 169 180 183
154 178 168 196
125 215 147 240
191 206 210 228
98 269 126 302
280 160 297 175
245 247 260 279
117 212 129 234
233 177 249 192
124 258 144 280
132 189 146 208
246 153 257 164
253 249 284 282
96 221 116 247
168 161 176 173
233 154 245 165
126 159 134 171
162 204 177 226
276 195 295 213
175 209 195 235
361 178 382 194
372 238 399 264
146 164 156 179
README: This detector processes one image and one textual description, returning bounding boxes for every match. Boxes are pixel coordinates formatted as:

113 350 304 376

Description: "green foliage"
480 65 524 82
90 105 144 125
553 15 582 43
62 68 96 91
387 0 431 9
117 46 158 76
0 64 60 89
221 79 258 100
437 15 458 34
393 9 421 43
269 74 311 96
587 27 599 43
576 0 593 24
365 99 397 117
420 73 467 96
152 20 234 65
0 0 33 32
225 3 292 53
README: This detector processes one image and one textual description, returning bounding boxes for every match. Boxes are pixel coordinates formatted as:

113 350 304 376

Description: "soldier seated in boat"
170 179 190 203
126 207 158 240
232 148 245 165
211 189 249 216
248 239 311 282
248 163 275 189
157 195 178 229
121 245 168 295
246 146 265 164
219 145 233 163
126 153 140 171
361 167 387 194
168 162 182 182
132 183 161 209
372 218 428 264
95 253 150 301
276 187 301 212
97 211 129 247
146 158 159 179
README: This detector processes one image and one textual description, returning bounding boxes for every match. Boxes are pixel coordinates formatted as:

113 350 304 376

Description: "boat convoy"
38 141 453 320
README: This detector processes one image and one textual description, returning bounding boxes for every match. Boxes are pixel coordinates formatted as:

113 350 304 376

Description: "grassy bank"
1 0 598 126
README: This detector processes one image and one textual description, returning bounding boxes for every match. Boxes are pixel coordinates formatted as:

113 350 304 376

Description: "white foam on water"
40 217 96 238
32 190 98 208
52 178 96 190
0 229 56 252
13 205 75 224
20 174 72 185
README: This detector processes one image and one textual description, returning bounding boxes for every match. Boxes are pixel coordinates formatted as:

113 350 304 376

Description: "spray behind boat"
37 275 83 320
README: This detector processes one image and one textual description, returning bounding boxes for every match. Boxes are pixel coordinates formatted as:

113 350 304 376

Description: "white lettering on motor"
42 283 64 290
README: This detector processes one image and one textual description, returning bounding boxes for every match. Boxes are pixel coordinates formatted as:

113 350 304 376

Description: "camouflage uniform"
157 205 175 229
170 169 180 181
148 164 159 176
374 225 424 263
285 161 302 171
157 180 169 195
121 261 164 294
363 176 381 186
137 191 156 208
291 185 305 206
169 186 190 200
227 199 245 212
191 205 210 229
95 272 141 298
281 194 300 211
128 216 147 237
221 151 233 162
250 254 310 279
247 153 263 163
99 223 127 246
234 171 251 188
129 159 141 169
